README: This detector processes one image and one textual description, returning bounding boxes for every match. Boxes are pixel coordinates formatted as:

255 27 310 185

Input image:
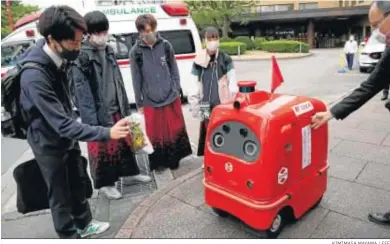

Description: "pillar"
307 19 314 48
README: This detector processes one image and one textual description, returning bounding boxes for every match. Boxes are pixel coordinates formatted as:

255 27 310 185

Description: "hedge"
233 36 256 50
254 37 266 50
220 37 233 42
219 42 247 55
261 40 309 53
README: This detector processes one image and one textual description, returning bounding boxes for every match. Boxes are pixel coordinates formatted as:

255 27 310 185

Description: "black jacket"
71 40 131 127
331 45 390 119
19 43 110 156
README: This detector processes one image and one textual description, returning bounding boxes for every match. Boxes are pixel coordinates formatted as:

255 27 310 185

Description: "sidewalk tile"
380 229 390 238
355 162 390 191
382 134 390 147
132 195 255 238
331 140 390 165
279 207 329 238
310 211 384 238
329 124 387 145
329 138 342 151
1 214 57 239
168 173 204 207
172 156 203 179
357 120 390 133
348 111 390 123
322 177 390 222
328 154 367 181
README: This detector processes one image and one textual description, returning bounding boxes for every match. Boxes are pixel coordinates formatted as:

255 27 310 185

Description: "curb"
115 86 355 239
115 168 203 238
231 52 313 61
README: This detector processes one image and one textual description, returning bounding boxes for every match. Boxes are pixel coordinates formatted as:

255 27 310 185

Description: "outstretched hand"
311 110 333 129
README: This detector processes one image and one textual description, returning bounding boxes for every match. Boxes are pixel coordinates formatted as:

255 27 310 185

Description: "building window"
259 5 275 12
275 4 293 11
358 0 364 3
351 0 357 6
257 4 293 13
299 2 318 10
339 0 343 7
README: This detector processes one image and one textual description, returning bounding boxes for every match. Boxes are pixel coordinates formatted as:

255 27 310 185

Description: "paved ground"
2 49 383 238
117 95 390 239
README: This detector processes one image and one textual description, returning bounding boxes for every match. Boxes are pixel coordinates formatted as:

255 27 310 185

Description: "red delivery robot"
203 81 329 238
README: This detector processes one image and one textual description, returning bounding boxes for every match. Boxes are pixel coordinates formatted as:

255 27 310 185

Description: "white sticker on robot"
278 167 288 185
292 101 314 116
302 125 312 169
259 95 296 114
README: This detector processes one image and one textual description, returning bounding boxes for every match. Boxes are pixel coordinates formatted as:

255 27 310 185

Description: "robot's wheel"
265 213 285 239
212 208 229 218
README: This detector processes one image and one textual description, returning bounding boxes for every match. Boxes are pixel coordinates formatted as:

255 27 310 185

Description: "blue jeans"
346 53 354 70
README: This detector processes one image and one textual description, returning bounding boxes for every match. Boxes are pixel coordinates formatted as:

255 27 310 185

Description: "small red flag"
271 56 284 93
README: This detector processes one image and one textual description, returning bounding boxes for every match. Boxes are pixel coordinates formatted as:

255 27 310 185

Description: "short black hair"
38 5 86 42
376 0 390 15
203 27 219 39
135 14 157 32
84 11 109 34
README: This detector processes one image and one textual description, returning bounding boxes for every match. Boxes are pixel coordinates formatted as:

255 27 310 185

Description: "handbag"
13 156 93 214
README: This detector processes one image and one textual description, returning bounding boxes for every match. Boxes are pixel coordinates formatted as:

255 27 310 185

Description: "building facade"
231 0 372 48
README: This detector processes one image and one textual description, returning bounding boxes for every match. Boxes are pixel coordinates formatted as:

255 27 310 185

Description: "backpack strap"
163 40 172 69
20 62 54 81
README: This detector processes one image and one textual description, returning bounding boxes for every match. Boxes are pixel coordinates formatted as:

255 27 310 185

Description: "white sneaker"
78 219 110 238
100 186 122 200
126 174 152 183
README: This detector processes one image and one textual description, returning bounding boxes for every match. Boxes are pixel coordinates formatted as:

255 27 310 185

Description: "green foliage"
1 1 39 39
220 37 233 42
254 37 266 50
185 1 255 38
233 36 255 50
261 40 310 53
219 42 247 55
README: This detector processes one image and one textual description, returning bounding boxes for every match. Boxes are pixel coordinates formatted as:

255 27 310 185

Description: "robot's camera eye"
213 133 224 148
222 125 230 133
243 141 258 157
239 128 248 137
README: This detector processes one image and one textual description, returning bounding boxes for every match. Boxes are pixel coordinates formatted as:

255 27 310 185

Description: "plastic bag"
126 113 154 155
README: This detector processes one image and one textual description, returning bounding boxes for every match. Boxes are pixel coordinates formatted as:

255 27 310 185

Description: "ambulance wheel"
212 208 229 218
265 213 285 239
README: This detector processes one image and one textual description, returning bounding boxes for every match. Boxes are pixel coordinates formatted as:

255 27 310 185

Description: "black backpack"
1 62 52 140
134 39 172 69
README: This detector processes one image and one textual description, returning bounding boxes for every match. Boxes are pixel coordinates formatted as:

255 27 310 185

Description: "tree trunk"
222 15 230 38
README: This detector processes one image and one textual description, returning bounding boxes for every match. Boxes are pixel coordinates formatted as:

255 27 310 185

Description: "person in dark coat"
311 1 390 227
71 11 151 200
19 6 132 238
129 14 192 172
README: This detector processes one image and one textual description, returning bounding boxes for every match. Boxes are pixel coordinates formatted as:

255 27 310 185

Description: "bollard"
238 45 241 57
299 43 302 53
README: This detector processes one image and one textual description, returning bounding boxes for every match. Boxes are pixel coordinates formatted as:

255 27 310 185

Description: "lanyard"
201 60 217 102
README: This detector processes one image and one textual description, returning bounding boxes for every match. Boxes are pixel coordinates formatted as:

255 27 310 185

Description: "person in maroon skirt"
189 27 238 159
129 14 192 171
71 11 151 200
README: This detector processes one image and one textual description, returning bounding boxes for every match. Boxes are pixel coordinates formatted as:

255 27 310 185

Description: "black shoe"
368 212 390 227
381 95 388 101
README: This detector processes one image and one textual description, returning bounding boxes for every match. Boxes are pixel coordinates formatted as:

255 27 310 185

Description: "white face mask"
91 34 109 47
206 40 219 52
372 28 388 44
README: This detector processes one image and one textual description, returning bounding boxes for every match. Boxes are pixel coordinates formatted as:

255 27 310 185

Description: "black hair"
84 11 109 34
203 27 219 39
38 5 86 42
135 14 157 32
375 0 390 15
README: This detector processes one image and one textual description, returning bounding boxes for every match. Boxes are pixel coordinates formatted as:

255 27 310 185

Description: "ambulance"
1 0 202 104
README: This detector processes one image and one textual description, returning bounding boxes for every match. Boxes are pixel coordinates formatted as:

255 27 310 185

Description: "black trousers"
33 149 92 239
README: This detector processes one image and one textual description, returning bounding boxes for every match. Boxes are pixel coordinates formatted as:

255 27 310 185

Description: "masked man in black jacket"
312 0 390 227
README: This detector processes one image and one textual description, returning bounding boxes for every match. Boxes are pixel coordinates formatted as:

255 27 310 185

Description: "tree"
185 0 255 38
1 1 39 39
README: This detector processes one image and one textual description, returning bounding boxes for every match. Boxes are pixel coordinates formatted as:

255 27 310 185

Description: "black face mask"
57 43 80 62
